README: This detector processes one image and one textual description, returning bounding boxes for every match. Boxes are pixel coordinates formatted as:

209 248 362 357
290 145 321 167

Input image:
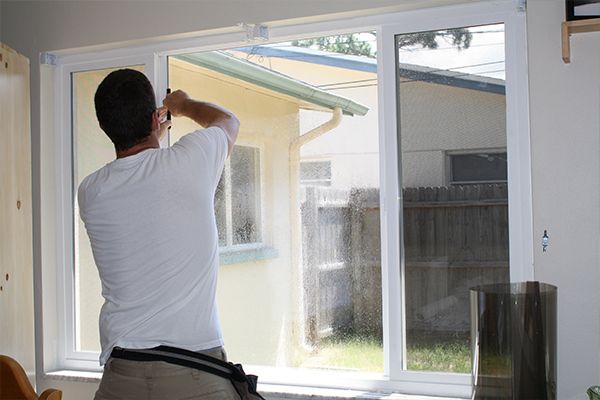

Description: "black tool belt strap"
110 345 266 400
110 345 244 382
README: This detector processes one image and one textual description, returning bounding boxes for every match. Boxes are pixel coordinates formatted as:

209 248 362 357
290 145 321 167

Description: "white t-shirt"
78 127 228 365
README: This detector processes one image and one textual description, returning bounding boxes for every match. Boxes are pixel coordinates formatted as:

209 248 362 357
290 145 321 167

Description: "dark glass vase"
470 281 557 400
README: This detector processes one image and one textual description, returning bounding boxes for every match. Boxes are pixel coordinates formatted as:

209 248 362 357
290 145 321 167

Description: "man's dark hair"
94 69 156 151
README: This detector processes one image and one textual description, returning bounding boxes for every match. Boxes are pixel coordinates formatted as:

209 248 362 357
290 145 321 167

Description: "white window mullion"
504 8 534 282
377 23 405 380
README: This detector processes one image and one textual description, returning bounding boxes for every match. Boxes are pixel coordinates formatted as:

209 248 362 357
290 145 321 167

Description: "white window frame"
56 55 158 368
45 1 532 397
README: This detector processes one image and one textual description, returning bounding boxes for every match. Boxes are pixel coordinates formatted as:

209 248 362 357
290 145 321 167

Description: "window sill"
43 371 461 400
219 245 278 265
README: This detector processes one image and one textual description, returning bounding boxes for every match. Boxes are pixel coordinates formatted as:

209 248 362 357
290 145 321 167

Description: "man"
78 68 240 399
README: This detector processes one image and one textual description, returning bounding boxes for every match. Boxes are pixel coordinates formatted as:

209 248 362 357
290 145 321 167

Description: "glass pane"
231 145 260 245
451 152 507 183
396 24 509 373
169 30 382 373
72 65 145 352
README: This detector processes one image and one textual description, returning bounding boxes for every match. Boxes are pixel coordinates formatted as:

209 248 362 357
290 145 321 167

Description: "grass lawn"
407 336 471 373
298 335 471 374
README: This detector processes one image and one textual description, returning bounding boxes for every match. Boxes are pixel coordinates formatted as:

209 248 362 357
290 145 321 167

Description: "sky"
396 23 505 80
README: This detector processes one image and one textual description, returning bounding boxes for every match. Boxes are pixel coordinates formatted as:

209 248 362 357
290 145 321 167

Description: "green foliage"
292 34 375 58
291 29 472 58
396 28 473 51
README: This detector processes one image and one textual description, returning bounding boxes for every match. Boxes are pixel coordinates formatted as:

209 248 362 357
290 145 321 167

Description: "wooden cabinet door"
0 42 34 377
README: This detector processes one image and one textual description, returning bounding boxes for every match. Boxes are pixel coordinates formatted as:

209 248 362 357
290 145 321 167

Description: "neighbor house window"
449 151 507 184
300 160 332 186
216 144 261 247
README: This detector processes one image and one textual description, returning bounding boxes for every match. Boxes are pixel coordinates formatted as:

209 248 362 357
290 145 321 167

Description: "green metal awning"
174 51 369 117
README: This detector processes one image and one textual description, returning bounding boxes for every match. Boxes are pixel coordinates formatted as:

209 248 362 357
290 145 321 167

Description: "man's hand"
162 90 240 155
163 90 190 117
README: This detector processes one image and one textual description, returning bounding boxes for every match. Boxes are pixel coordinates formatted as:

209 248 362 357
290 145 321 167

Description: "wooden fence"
301 184 509 344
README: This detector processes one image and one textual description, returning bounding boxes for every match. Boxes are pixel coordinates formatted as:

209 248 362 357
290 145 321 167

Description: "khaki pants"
94 348 240 400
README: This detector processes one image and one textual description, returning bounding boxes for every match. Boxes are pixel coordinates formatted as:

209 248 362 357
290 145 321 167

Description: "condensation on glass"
169 31 382 372
395 24 508 373
300 160 332 186
213 145 261 247
72 65 145 352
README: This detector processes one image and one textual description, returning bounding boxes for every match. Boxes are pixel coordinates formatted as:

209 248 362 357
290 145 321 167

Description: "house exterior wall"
399 80 506 187
232 52 506 189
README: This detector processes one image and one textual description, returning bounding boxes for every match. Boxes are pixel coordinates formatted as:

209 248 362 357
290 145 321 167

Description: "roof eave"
174 52 369 117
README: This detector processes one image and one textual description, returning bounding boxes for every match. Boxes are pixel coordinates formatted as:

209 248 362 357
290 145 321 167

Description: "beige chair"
0 355 62 400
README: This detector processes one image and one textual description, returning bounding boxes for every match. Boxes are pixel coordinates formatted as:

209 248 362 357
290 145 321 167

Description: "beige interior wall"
527 1 600 398
0 42 34 378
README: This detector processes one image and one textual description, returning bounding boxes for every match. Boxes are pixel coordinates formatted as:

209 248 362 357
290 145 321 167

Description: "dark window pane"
451 152 507 183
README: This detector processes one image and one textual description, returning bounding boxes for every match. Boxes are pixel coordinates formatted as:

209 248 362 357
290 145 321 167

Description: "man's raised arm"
164 90 240 154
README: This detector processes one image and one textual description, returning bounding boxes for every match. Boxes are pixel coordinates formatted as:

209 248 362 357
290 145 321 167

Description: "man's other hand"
163 90 190 117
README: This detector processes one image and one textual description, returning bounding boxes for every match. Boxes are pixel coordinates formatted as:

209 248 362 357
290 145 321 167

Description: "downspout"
289 106 343 352
290 107 343 152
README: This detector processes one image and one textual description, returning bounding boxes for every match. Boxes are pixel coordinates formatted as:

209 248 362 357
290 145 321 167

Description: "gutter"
175 52 369 116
